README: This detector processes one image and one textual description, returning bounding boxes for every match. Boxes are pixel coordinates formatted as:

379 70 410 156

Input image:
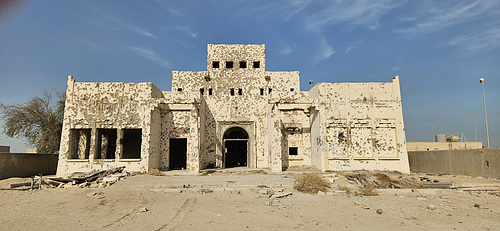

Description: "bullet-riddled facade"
57 44 409 175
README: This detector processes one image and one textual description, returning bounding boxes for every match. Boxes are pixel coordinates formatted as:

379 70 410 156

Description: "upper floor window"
209 88 213 95
240 61 247 68
253 61 260 68
177 88 182 92
200 88 205 95
230 88 235 96
212 61 219 68
290 88 294 92
260 88 264 96
226 61 233 68
238 88 242 95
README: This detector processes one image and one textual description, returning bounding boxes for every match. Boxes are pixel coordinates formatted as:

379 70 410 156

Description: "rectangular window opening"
200 88 204 95
260 88 264 96
268 88 272 94
177 88 182 92
208 88 213 95
226 61 233 68
253 61 260 68
290 88 294 92
239 61 247 68
238 88 242 95
212 61 219 68
289 147 298 156
95 129 117 159
122 129 142 159
68 129 91 159
230 88 235 96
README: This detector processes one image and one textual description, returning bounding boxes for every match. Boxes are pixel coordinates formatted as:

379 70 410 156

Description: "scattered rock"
272 192 293 198
427 205 437 210
376 209 383 214
473 203 488 209
139 207 148 212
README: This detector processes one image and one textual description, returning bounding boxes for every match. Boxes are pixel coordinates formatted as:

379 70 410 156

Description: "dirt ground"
1 169 499 231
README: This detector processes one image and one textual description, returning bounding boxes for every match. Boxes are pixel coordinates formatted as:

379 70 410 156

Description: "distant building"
0 145 10 153
57 44 410 175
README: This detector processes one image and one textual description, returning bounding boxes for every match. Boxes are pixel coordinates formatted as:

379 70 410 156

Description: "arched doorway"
223 127 248 168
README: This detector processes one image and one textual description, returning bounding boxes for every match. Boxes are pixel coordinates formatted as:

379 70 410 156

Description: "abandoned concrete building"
56 44 410 175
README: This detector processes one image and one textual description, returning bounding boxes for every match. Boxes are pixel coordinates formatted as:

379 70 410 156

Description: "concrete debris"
272 192 293 198
139 207 149 212
10 166 129 190
376 209 383 214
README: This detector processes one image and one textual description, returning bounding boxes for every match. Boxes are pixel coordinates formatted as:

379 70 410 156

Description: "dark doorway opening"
223 127 249 168
169 138 187 170
122 129 142 159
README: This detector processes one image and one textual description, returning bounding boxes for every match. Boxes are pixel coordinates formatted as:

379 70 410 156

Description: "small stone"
427 205 437 210
317 191 326 196
376 209 383 214
139 207 148 212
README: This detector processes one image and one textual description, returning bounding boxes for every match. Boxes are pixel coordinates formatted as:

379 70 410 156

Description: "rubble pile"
10 166 129 189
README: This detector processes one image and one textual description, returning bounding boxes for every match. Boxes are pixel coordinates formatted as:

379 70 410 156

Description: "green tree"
0 90 65 153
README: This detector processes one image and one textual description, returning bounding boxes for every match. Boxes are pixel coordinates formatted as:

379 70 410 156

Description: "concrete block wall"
0 153 58 179
408 148 500 178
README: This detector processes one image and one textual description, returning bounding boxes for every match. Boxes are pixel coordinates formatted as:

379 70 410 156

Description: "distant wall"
408 148 500 178
407 142 482 151
0 153 58 180
0 145 10 153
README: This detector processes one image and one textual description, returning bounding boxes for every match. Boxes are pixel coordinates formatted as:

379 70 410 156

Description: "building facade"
57 44 409 175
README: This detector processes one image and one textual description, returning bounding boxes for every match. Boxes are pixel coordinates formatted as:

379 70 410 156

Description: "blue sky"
0 0 499 152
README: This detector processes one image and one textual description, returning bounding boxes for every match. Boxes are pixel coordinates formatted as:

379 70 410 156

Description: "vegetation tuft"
294 173 330 194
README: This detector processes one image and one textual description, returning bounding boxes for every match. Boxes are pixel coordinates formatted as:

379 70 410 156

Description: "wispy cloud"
395 1 498 34
392 66 400 71
313 38 334 64
444 28 500 52
177 26 198 37
304 0 406 31
345 39 363 53
281 44 295 55
168 7 182 16
129 47 171 68
83 4 158 39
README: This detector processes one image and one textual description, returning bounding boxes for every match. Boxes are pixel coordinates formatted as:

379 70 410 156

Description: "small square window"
200 88 204 95
209 88 213 95
238 88 242 95
290 88 294 92
177 88 182 92
253 61 260 68
260 88 264 95
268 88 272 93
226 61 233 68
212 61 219 68
289 147 298 156
230 88 235 96
240 61 247 68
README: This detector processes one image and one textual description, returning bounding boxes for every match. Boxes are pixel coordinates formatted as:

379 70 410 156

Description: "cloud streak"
396 1 499 34
345 39 363 53
129 47 171 68
313 38 334 64
304 0 405 31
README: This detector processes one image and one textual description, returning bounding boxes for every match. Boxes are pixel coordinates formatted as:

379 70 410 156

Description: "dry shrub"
356 184 378 196
338 185 352 196
374 173 400 184
294 173 330 194
148 168 165 176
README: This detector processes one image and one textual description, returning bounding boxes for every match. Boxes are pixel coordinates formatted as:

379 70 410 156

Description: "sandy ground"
1 169 499 231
